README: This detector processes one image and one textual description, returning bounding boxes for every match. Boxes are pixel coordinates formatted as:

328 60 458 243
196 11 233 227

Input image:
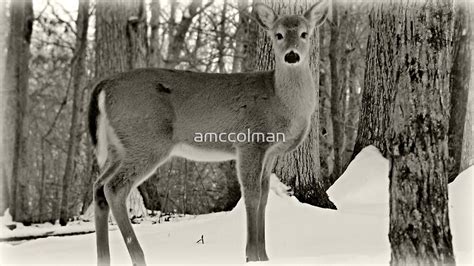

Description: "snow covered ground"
0 146 472 265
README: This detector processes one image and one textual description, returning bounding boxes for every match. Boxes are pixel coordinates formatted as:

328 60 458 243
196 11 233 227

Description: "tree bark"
0 0 9 214
343 62 360 167
165 0 202 69
149 0 163 67
453 0 473 176
460 8 473 171
95 0 147 76
232 0 250 73
329 0 345 181
217 0 228 73
447 0 471 182
59 0 90 226
241 1 259 72
256 0 335 209
3 0 34 223
358 1 455 264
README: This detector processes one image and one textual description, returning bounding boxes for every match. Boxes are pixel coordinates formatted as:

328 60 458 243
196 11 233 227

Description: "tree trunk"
448 0 471 182
329 0 345 181
95 0 148 219
448 0 474 179
241 1 259 72
137 180 161 211
358 1 455 264
165 0 202 69
256 0 335 209
59 0 90 226
343 62 360 166
3 0 33 223
96 0 147 76
461 6 473 171
149 0 163 67
319 31 334 187
232 0 250 73
0 0 9 214
217 0 228 73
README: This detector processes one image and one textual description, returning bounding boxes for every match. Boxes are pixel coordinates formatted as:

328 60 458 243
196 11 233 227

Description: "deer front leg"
237 145 266 262
256 155 275 261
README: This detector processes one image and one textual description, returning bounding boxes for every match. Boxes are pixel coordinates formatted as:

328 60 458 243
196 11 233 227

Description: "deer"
88 1 328 265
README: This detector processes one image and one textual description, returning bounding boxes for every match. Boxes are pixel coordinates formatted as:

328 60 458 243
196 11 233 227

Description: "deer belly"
170 143 236 162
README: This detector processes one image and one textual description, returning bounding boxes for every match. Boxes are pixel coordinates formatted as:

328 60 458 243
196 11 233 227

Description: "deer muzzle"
284 51 300 64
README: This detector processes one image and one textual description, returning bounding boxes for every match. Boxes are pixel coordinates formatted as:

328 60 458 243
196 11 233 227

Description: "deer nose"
284 51 300 64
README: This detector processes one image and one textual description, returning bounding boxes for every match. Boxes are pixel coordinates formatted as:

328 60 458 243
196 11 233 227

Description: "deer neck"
274 62 316 118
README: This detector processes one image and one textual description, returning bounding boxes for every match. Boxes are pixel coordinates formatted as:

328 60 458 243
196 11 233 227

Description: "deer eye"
275 33 284 40
301 32 308 39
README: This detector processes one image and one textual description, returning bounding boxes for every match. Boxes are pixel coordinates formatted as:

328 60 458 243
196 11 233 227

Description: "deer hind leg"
256 155 275 261
237 145 266 262
103 149 170 266
94 156 122 266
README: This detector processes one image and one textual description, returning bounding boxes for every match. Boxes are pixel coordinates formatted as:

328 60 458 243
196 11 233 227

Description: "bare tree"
58 0 91 226
356 0 455 264
3 0 34 223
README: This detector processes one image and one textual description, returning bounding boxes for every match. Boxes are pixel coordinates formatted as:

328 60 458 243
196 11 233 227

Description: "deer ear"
254 3 277 30
304 0 329 30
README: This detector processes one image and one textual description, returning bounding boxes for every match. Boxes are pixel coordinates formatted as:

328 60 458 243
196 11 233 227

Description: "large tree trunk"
461 13 473 171
95 0 148 219
256 0 335 209
58 0 90 226
3 0 33 223
358 1 455 264
448 0 471 182
455 0 473 175
96 0 147 76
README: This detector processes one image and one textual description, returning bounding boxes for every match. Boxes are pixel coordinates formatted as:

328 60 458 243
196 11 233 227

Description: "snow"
327 145 389 216
1 146 472 265
0 219 100 240
448 166 473 264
